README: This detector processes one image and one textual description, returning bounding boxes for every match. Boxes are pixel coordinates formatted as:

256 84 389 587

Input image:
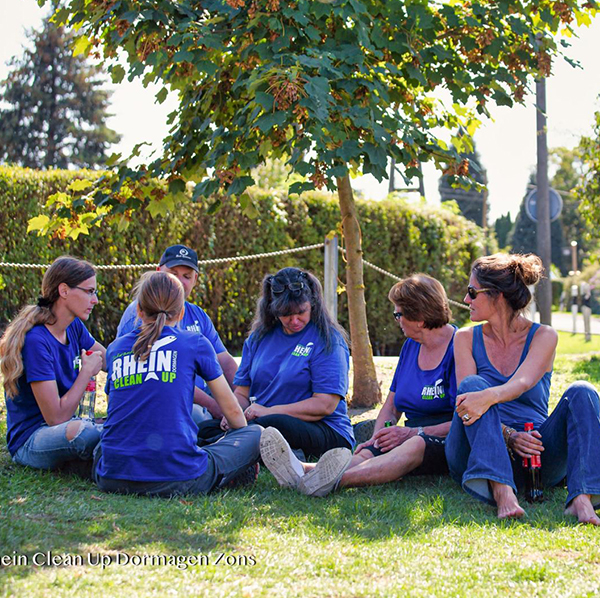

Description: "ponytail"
131 272 184 362
0 305 55 398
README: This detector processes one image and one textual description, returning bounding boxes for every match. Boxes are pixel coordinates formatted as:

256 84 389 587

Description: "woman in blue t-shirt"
260 274 457 497
94 271 261 496
197 267 354 460
0 256 105 471
447 253 600 524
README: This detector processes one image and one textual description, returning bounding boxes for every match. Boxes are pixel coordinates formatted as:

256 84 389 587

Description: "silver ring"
462 413 471 422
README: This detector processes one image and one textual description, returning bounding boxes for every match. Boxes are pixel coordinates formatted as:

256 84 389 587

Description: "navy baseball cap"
159 245 199 273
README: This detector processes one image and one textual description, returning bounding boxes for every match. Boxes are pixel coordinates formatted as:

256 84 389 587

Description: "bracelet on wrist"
502 426 516 459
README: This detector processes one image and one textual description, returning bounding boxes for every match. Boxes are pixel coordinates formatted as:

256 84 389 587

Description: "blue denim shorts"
12 419 101 470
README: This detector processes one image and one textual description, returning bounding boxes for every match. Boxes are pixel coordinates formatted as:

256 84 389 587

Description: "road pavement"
546 311 600 335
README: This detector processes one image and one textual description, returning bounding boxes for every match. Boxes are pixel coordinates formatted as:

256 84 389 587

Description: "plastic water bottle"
78 351 96 421
522 422 543 503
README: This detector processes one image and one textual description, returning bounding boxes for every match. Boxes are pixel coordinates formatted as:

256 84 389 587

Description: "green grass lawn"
1 333 600 597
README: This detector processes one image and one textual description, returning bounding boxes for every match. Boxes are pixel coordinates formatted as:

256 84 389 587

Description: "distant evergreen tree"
439 134 489 227
494 212 513 249
0 15 120 169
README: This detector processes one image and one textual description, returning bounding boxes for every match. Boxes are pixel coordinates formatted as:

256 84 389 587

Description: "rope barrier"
341 249 470 311
0 242 325 271
0 241 468 309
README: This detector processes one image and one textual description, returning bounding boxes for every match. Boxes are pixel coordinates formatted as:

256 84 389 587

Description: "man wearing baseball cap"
116 244 238 422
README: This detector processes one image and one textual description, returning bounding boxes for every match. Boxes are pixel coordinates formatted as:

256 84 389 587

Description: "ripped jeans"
12 419 102 470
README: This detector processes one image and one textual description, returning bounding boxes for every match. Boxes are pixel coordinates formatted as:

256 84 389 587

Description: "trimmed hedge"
0 166 489 354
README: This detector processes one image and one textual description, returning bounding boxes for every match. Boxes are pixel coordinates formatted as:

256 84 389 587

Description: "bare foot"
565 494 600 526
491 482 525 520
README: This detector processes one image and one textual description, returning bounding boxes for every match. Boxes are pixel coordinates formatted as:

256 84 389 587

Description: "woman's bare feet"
490 481 525 519
565 494 600 526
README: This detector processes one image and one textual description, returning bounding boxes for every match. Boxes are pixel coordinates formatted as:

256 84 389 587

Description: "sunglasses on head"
393 311 403 321
467 285 493 300
270 272 307 295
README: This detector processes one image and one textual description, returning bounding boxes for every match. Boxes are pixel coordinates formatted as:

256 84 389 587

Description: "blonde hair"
0 256 95 398
132 271 184 361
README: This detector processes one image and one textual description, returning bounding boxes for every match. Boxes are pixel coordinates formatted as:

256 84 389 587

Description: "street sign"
525 187 563 223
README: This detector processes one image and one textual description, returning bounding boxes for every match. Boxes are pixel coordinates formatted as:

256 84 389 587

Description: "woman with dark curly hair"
197 267 354 465
446 253 600 524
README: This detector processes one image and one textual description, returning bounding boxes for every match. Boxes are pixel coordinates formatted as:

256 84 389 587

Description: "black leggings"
198 415 351 459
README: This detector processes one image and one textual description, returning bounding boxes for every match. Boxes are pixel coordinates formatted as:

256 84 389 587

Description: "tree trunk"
336 174 381 408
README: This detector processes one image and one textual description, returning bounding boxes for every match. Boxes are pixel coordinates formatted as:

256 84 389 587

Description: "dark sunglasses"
467 285 493 300
393 311 403 321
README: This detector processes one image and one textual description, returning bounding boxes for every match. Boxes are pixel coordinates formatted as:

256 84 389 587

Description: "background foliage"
0 166 486 353
0 15 120 169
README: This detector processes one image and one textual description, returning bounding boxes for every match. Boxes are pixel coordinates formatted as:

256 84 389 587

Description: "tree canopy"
0 15 120 169
33 0 597 234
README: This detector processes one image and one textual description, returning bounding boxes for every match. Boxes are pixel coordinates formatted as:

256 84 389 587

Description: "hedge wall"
0 166 489 355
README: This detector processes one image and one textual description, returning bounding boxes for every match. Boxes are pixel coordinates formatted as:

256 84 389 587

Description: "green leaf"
173 49 194 63
255 111 287 133
289 181 315 195
72 35 91 57
105 152 122 167
27 215 50 233
156 87 169 104
68 179 93 192
110 64 126 84
168 178 186 194
255 92 275 111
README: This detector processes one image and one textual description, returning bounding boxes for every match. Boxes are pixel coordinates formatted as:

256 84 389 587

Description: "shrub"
0 166 488 354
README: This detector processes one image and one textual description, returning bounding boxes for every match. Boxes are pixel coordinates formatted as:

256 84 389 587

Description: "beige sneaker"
259 427 304 488
298 448 352 497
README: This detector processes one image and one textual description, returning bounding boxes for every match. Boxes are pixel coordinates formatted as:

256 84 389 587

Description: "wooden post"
536 77 552 325
324 235 339 321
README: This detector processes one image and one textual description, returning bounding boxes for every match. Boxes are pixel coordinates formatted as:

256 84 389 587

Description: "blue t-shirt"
97 326 223 481
234 322 354 445
390 326 457 421
116 299 226 392
5 319 96 456
472 323 552 430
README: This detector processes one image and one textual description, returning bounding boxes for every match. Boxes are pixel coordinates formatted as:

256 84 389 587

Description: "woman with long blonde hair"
0 256 105 470
94 271 262 496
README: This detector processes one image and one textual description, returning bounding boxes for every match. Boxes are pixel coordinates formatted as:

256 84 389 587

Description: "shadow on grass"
0 452 580 581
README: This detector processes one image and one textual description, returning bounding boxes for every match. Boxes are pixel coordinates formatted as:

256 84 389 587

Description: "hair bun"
512 254 543 286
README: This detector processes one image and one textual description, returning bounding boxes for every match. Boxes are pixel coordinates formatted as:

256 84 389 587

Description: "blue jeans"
445 375 600 508
192 404 213 425
13 419 101 470
94 424 263 496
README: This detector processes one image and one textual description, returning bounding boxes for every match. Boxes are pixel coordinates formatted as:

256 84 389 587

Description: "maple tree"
35 0 596 405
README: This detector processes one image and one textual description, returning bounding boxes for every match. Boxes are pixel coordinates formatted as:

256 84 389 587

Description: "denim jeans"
13 419 101 470
445 375 600 508
191 404 213 425
94 424 263 497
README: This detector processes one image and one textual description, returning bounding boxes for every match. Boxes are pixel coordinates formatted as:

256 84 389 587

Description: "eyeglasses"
467 285 493 300
74 286 98 297
393 311 403 321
